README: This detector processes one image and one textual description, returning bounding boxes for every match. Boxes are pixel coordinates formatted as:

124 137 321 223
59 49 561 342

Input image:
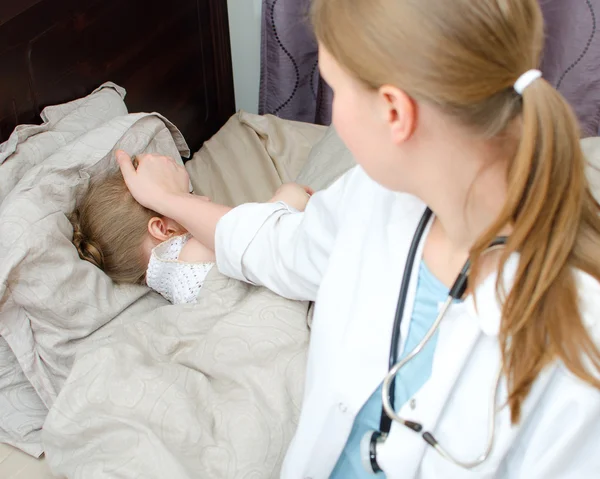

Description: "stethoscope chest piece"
361 431 386 474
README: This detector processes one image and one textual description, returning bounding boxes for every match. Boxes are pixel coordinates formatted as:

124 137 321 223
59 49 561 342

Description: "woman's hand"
116 150 190 214
269 183 314 212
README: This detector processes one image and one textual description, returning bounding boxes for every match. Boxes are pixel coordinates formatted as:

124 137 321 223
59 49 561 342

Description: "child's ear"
148 217 171 242
163 217 187 236
148 217 185 242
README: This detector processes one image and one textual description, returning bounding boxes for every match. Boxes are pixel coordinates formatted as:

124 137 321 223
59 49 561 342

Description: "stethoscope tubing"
367 206 508 472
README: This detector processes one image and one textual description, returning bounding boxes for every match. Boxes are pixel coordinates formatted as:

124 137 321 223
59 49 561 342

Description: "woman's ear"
378 85 417 145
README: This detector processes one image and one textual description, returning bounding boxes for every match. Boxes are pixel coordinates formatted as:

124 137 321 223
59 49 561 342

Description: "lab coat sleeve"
507 369 600 478
215 169 354 301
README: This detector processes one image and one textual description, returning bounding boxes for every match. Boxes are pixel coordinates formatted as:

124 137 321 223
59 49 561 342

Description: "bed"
2 1 600 478
0 0 231 476
0 1 339 476
0 94 331 478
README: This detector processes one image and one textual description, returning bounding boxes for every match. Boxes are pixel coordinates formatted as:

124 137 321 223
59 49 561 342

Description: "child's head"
71 170 185 284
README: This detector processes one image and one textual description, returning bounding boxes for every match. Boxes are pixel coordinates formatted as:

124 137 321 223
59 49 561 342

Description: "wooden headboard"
0 0 235 154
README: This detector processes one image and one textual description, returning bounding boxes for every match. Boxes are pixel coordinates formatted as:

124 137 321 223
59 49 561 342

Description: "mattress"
0 443 54 478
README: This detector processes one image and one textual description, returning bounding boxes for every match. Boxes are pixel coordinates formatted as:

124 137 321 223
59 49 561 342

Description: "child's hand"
269 183 314 212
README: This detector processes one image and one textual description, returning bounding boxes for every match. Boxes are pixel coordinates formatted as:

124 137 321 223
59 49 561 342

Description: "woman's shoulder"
343 165 425 208
533 270 600 416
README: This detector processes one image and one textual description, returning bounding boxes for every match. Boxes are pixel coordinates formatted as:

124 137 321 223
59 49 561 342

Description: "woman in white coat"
118 0 600 477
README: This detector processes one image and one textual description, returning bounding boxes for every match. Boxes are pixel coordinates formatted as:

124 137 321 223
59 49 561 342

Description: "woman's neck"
415 132 512 286
432 159 509 252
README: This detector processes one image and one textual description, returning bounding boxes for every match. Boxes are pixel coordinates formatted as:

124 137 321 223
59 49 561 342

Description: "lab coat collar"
465 254 520 336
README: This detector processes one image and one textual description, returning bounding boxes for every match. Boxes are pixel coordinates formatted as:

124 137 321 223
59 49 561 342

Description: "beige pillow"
186 111 326 206
295 126 355 192
582 137 600 203
298 130 600 200
0 111 188 455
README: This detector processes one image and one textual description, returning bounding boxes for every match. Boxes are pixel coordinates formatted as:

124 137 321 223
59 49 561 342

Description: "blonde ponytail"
471 78 600 422
312 0 600 423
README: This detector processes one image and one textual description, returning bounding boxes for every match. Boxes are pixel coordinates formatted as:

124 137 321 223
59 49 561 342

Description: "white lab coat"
215 166 600 479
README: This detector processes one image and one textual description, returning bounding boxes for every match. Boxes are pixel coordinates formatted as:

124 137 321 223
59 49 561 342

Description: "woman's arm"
503 375 600 478
176 184 314 263
215 171 353 301
118 149 355 301
161 194 231 251
117 151 231 250
178 236 216 263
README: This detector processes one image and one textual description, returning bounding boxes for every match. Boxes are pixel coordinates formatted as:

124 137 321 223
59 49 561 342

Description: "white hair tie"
514 69 542 95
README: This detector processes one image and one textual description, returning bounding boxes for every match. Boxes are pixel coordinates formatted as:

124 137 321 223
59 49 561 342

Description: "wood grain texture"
0 0 44 25
0 0 235 154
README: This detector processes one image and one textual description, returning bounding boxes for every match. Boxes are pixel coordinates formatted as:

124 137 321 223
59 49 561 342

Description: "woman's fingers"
116 150 136 183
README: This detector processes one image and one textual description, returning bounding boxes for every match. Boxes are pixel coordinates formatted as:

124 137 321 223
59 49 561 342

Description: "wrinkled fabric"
44 268 310 479
259 0 332 125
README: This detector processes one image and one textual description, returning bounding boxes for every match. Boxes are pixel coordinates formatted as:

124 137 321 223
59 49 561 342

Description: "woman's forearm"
163 194 232 251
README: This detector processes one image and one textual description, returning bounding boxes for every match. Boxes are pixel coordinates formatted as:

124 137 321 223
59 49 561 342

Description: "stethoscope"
361 207 508 473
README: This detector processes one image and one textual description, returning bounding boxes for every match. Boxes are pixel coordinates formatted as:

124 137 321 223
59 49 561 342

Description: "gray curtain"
259 0 332 125
260 0 600 136
540 0 600 136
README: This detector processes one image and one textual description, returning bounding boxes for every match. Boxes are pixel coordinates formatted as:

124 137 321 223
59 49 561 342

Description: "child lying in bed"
71 163 312 304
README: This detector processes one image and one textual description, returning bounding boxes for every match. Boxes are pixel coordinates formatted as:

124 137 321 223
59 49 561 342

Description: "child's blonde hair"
71 170 157 284
312 0 600 423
